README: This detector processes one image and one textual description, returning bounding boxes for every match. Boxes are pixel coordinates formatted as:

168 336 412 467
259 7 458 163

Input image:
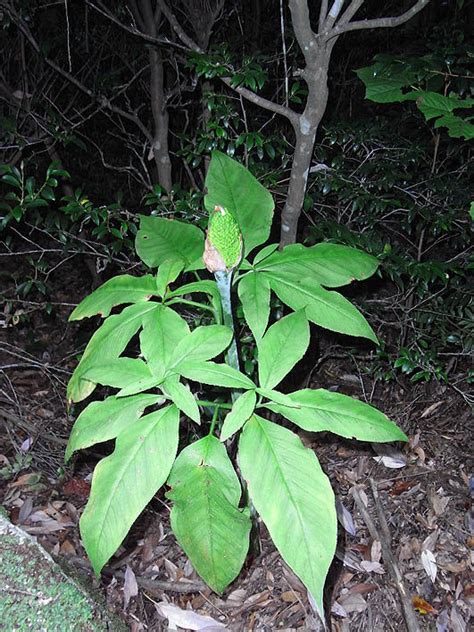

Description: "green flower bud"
204 205 242 272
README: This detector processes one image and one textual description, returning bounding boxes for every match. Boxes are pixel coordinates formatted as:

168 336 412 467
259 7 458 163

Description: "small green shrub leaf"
267 273 378 343
237 271 271 340
65 394 161 462
163 377 200 424
220 390 256 441
239 416 336 618
69 275 158 320
67 302 159 403
82 358 153 389
178 360 255 389
256 387 300 408
258 310 310 389
135 215 204 270
140 306 190 379
204 151 274 256
80 405 180 574
156 260 184 297
170 325 233 369
167 436 251 593
257 243 378 288
266 389 408 442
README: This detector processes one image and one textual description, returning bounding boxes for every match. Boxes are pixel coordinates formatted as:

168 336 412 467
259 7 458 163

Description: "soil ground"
0 250 472 631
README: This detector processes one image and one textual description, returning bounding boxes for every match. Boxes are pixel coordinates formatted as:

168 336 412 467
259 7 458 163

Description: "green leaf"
167 436 251 593
252 243 278 265
239 416 336 618
267 273 377 343
256 387 300 408
156 260 184 297
220 390 256 441
257 243 378 288
167 280 222 321
135 215 204 271
178 360 255 389
67 302 159 403
204 151 274 256
170 325 232 369
140 305 190 380
2 174 21 189
355 64 416 103
116 376 163 398
258 310 310 389
80 405 180 574
65 394 161 462
163 376 200 424
412 91 474 121
265 389 408 442
70 275 158 321
237 271 271 340
82 358 153 389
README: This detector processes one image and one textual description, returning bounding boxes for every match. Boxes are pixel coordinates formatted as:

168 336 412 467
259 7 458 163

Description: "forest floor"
0 253 472 632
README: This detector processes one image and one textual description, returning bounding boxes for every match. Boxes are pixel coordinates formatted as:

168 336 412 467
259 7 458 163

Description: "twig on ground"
368 478 420 632
109 569 207 595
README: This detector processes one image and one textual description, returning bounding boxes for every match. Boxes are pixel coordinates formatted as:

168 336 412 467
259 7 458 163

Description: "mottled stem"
214 270 240 374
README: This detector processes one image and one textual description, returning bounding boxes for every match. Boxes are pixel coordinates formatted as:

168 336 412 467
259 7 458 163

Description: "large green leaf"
204 151 274 256
155 260 184 297
67 302 159 403
258 310 310 390
170 325 233 369
82 358 153 389
355 63 416 103
135 215 204 270
239 416 336 618
163 376 200 424
266 389 407 442
140 305 190 379
167 436 251 593
257 243 378 288
65 394 161 462
220 390 256 441
69 275 158 321
178 360 255 390
237 271 271 340
80 405 180 574
267 273 377 343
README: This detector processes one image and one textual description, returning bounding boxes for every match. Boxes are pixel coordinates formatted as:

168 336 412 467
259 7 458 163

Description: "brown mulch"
1 254 472 631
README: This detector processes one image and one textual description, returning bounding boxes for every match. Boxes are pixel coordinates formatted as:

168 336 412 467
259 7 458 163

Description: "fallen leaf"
338 592 367 614
62 478 91 497
156 601 227 630
436 609 449 632
370 539 382 563
360 560 384 574
18 497 33 524
123 565 138 610
421 550 437 583
450 604 467 632
331 601 348 617
412 595 437 615
281 590 300 603
420 401 443 418
60 540 76 556
9 472 42 488
336 499 356 536
372 444 406 469
348 583 378 596
389 480 417 496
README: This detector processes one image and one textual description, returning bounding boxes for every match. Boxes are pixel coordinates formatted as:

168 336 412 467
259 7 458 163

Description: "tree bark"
280 57 330 246
139 0 173 192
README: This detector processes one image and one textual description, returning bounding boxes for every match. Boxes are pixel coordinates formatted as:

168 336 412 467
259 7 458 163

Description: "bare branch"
328 0 431 38
318 0 329 32
288 0 318 65
157 0 298 125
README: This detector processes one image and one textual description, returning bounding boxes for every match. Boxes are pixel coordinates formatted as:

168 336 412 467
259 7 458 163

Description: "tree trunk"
149 47 172 192
279 57 330 247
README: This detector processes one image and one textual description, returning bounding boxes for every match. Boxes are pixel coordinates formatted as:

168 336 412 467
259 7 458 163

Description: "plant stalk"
214 270 240 374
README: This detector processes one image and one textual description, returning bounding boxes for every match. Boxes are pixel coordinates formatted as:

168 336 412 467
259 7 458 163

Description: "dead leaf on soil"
411 595 437 615
123 564 138 610
338 592 367 614
372 444 406 469
336 499 356 536
421 549 437 583
156 601 227 630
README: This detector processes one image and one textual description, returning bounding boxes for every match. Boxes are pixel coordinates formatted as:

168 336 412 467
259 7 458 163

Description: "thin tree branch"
157 0 298 125
288 0 318 65
328 0 431 38
318 0 329 32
